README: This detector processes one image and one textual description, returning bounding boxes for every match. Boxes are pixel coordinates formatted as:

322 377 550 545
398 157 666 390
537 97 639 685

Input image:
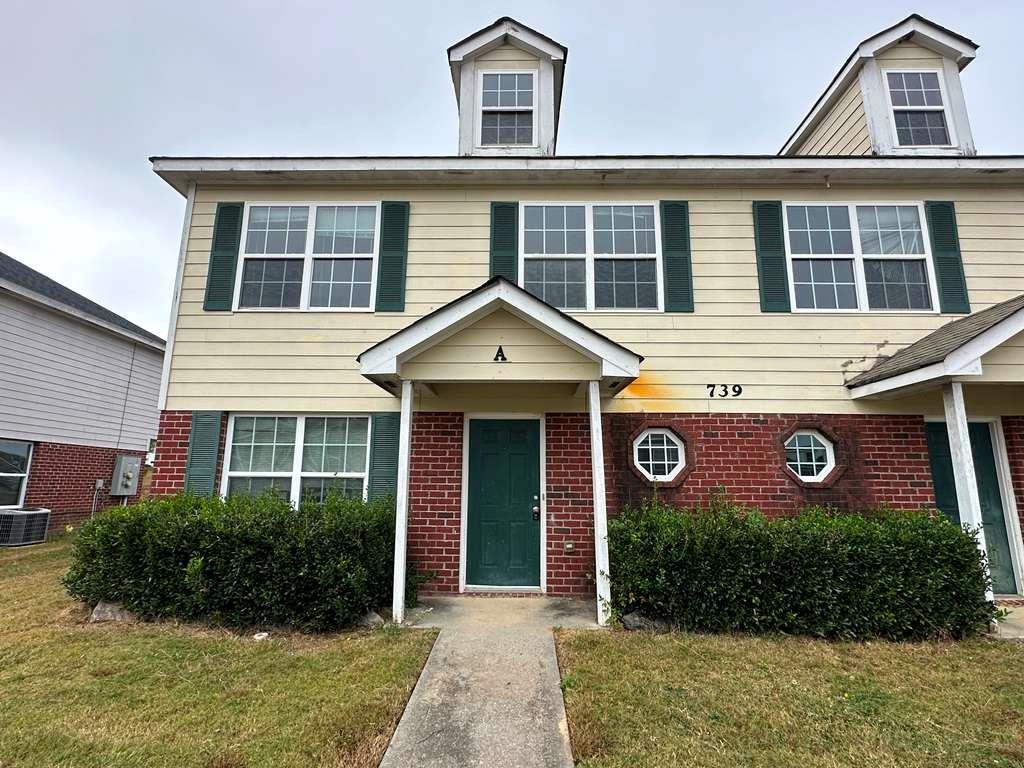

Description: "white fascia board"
848 357 984 400
448 21 565 64
359 281 641 380
862 18 977 66
152 156 1024 175
945 307 1024 372
0 279 165 352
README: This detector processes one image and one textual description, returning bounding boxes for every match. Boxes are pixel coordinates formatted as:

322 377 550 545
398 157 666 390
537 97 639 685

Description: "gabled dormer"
781 15 978 157
447 17 567 157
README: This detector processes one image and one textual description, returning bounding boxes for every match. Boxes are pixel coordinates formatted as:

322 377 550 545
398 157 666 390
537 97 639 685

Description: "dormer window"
885 71 952 147
480 72 535 146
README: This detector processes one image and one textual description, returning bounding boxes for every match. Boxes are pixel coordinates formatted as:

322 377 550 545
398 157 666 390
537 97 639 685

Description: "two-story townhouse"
150 15 1024 624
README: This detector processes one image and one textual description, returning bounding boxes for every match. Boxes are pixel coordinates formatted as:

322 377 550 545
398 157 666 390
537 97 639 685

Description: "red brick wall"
1003 416 1024 536
22 442 146 530
150 410 228 496
407 412 463 593
605 413 936 516
545 414 597 597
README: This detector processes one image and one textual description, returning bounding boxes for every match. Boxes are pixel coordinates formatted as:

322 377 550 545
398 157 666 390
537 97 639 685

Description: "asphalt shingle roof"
846 293 1024 388
0 251 164 347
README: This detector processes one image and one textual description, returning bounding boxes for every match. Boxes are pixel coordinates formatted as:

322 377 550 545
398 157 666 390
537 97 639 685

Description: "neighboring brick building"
0 253 164 529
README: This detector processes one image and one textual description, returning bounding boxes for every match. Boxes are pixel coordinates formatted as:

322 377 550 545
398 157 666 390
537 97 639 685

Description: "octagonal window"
784 429 835 482
633 428 685 482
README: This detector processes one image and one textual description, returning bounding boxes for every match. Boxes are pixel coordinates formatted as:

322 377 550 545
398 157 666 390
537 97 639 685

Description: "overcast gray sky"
2 0 1021 337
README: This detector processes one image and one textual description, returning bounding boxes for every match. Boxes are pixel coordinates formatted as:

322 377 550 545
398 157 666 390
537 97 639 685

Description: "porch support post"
587 380 612 626
942 381 993 601
392 379 414 623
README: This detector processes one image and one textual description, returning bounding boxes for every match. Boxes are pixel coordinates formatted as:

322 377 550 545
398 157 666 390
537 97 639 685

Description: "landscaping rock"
252 632 270 641
621 610 670 633
89 601 134 623
358 610 385 628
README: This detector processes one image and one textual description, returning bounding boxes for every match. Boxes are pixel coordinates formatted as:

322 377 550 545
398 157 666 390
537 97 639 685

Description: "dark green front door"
926 422 1018 595
466 419 541 587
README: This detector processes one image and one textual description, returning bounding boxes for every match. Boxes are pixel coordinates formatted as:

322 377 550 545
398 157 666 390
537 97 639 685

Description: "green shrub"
608 498 998 640
64 492 406 631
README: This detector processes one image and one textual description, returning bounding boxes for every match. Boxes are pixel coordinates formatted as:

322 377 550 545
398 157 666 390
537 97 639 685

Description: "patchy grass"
0 538 436 768
556 628 1024 768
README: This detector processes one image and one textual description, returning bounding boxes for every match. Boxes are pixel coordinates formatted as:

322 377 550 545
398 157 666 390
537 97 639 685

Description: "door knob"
532 505 540 520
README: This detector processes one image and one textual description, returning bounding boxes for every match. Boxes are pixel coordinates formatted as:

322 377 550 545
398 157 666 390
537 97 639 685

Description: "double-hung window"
236 203 380 311
520 202 662 311
884 70 952 147
0 439 32 508
223 415 370 505
479 71 535 146
783 202 939 313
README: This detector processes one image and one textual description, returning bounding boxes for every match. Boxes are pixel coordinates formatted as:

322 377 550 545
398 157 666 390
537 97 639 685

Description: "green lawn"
0 538 436 768
557 628 1024 768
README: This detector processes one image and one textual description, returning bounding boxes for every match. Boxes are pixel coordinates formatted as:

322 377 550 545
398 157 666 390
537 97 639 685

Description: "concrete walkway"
996 606 1024 640
380 596 597 768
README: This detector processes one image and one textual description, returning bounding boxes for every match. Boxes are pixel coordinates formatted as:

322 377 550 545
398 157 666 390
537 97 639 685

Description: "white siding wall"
0 292 163 450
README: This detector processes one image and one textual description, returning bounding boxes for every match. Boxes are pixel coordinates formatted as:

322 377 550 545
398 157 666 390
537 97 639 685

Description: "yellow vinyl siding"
876 42 944 70
166 183 1024 415
475 43 539 70
975 330 1024 383
794 82 872 156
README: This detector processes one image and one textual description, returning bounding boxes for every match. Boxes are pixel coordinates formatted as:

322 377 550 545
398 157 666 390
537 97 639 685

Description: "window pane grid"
595 259 657 309
785 432 832 479
313 205 376 255
0 439 31 507
784 203 934 313
245 205 308 255
310 258 372 309
887 71 943 108
524 258 586 309
894 111 949 146
593 205 657 255
228 416 296 474
240 258 303 308
301 417 369 475
634 431 684 481
481 112 532 145
481 72 533 109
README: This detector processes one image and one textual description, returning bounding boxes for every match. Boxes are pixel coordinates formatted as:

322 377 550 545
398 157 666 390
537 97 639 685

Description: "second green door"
466 419 541 587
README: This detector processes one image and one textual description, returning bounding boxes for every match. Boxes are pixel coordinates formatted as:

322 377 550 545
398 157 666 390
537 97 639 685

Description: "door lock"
532 505 540 520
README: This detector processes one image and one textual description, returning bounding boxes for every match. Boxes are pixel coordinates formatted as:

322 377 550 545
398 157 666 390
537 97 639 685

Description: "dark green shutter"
490 202 518 281
660 201 694 312
752 201 791 313
925 201 970 314
375 201 410 312
203 203 244 311
184 411 223 495
367 412 400 500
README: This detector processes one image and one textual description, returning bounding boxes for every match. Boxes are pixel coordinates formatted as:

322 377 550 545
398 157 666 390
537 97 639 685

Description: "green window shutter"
925 201 971 314
203 203 244 311
375 201 410 312
660 200 694 312
752 201 791 313
184 411 223 496
490 202 518 281
367 412 400 500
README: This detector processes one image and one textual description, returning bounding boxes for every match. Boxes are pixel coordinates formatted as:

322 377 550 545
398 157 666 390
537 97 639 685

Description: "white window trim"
517 201 664 313
475 69 539 150
232 201 382 313
882 68 957 149
632 428 685 482
782 201 941 314
220 414 372 506
784 429 836 483
0 439 32 509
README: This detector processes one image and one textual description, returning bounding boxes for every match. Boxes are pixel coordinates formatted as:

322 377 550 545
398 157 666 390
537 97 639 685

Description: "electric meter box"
111 455 142 496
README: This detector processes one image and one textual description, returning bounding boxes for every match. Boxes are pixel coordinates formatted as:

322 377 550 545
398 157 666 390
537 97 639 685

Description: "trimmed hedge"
64 492 407 631
608 499 998 640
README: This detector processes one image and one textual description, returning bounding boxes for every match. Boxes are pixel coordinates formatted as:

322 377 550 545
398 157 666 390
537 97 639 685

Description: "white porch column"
587 380 612 626
942 381 993 600
391 379 414 623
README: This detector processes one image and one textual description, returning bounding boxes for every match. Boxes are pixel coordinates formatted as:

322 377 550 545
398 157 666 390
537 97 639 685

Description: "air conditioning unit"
0 508 51 547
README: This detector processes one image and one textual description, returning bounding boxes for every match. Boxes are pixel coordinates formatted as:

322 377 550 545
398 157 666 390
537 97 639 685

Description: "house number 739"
706 384 743 397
